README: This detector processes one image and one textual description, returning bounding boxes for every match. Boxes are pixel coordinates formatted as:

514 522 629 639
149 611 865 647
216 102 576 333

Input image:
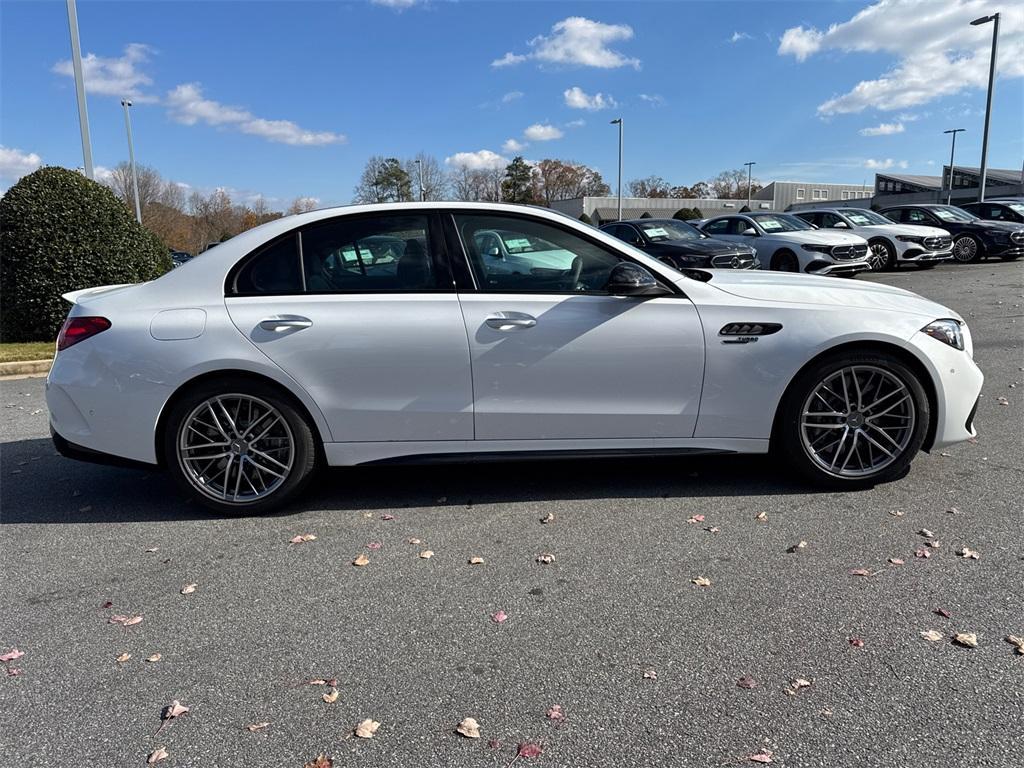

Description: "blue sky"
1 0 1021 207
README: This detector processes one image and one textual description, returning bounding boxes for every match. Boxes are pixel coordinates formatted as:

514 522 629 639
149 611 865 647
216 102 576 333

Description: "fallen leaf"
0 649 24 663
686 514 705 524
849 637 865 648
848 569 871 577
101 600 113 608
935 607 951 618
468 557 485 565
705 526 720 534
920 630 943 642
322 687 339 703
116 653 131 663
926 540 941 549
954 632 978 648
541 512 555 524
419 550 434 559
146 653 162 663
755 512 768 522
407 538 422 545
691 576 712 587
915 549 931 559
246 722 271 732
456 717 481 738
380 514 395 521
1004 636 1024 655
737 676 757 689
545 704 565 723
124 616 143 627
164 700 190 719
491 610 508 624
748 751 773 764
889 509 905 517
487 739 502 750
289 534 316 545
787 541 808 553
352 554 370 567
643 669 657 680
517 743 543 758
947 507 961 515
354 719 380 739
147 747 169 764
888 558 905 565
957 547 980 560
536 553 555 564
304 755 332 768
145 547 159 553
789 678 812 692
180 583 197 595
78 505 92 513
366 542 382 550
918 529 934 538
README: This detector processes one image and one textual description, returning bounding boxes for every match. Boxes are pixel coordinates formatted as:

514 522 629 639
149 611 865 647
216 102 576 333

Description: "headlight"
896 235 923 243
922 319 964 350
801 244 832 253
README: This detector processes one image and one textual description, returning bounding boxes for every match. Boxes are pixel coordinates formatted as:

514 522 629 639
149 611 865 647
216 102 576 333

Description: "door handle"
258 315 313 332
485 312 536 331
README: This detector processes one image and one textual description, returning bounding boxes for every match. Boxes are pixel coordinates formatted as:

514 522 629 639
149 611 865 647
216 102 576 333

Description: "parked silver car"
793 208 952 271
698 212 871 276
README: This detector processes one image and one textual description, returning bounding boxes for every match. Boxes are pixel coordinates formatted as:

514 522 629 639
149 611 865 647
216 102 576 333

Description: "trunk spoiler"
61 284 135 304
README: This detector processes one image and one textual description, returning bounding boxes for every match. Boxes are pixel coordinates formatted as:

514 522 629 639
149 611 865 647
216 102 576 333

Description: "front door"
224 212 473 443
448 212 705 441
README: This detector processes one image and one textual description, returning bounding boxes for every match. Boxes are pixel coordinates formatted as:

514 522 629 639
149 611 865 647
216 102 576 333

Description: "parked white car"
47 202 982 513
699 212 871 276
793 208 952 271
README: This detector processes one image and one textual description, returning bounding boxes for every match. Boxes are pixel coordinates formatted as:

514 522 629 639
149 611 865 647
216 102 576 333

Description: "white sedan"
699 212 872 276
793 208 952 271
47 202 983 514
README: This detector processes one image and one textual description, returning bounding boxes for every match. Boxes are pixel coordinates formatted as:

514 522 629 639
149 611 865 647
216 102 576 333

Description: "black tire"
867 239 895 271
771 249 800 272
774 351 930 490
163 378 318 514
951 234 983 263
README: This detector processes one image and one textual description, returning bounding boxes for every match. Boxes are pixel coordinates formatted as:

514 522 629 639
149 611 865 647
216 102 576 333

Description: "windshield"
1005 202 1024 215
750 213 815 233
637 220 704 241
844 209 891 226
929 206 976 223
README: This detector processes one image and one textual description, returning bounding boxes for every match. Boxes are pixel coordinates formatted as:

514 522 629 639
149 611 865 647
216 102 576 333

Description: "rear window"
233 235 303 294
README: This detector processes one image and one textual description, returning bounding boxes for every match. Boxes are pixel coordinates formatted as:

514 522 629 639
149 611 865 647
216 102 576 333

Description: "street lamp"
743 161 756 208
970 12 999 202
943 128 965 205
65 0 93 180
610 118 623 221
121 98 142 223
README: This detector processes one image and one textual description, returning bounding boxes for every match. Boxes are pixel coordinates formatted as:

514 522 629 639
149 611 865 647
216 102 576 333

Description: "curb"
0 359 52 377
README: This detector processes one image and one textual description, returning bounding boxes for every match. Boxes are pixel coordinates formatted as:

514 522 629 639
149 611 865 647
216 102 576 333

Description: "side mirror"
604 262 671 297
741 227 758 237
632 238 645 247
833 221 849 228
486 247 501 258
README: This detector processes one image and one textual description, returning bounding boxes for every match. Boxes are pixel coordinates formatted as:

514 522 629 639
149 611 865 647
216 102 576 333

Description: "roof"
876 173 943 188
945 166 1024 184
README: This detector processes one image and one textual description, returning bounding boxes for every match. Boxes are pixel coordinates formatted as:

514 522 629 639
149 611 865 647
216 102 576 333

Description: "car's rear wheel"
867 239 895 271
163 379 318 514
776 352 929 489
771 249 799 272
951 234 982 263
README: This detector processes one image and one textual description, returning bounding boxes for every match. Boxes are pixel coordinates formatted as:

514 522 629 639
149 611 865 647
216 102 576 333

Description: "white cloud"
445 150 508 171
730 31 752 43
53 43 156 102
864 158 909 170
639 94 666 107
493 17 641 70
502 90 524 103
564 119 586 128
502 138 527 153
523 123 564 141
563 86 617 110
165 83 345 146
92 165 116 183
778 0 1024 115
0 146 43 186
371 0 421 7
859 121 905 136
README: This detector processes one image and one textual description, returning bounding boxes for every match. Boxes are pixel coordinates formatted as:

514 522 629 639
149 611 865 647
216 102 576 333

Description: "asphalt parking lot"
2 262 1022 768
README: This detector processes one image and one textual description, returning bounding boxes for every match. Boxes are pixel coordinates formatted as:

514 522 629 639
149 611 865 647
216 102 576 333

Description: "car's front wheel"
771 249 799 272
776 352 929 489
867 239 895 271
163 379 318 514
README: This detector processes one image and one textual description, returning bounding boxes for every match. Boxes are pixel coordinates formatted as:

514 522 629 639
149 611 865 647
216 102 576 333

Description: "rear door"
447 211 705 440
224 212 473 443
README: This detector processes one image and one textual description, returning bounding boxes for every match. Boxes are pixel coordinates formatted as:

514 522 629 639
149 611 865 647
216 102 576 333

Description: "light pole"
65 0 94 180
943 128 965 205
121 99 142 223
971 12 999 202
743 161 756 208
414 158 424 201
610 118 623 221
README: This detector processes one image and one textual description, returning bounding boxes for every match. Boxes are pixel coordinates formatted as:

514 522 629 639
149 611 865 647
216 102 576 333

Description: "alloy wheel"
868 242 890 271
177 394 295 504
952 236 978 263
799 365 916 478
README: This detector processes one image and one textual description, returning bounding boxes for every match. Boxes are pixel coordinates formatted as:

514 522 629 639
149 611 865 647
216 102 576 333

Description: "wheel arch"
154 369 329 468
769 247 797 270
770 339 939 453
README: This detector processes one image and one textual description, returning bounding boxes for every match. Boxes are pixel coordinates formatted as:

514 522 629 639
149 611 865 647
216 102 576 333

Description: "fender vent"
719 322 782 336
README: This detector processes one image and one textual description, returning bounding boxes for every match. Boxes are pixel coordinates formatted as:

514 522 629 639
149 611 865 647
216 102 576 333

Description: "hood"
862 223 949 238
701 270 959 321
764 229 865 246
652 238 753 256
968 219 1024 232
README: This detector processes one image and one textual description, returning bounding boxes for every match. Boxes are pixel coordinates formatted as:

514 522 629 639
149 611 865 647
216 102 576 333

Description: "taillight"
56 316 111 351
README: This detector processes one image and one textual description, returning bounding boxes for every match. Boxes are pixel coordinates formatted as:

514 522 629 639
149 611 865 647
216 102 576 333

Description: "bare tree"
708 169 761 199
286 197 319 215
403 153 448 201
628 176 672 198
105 162 164 215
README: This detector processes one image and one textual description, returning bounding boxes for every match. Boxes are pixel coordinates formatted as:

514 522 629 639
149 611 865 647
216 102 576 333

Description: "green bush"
1 166 171 342
578 212 592 225
673 208 693 221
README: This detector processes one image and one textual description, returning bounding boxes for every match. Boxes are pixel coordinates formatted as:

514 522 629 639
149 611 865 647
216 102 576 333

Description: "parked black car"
877 204 1024 263
600 218 759 270
169 250 193 268
959 199 1024 225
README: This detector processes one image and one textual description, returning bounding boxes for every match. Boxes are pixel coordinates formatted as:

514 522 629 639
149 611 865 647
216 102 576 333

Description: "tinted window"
455 213 625 294
301 214 438 292
234 234 303 294
906 209 931 223
795 212 819 227
703 219 730 235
